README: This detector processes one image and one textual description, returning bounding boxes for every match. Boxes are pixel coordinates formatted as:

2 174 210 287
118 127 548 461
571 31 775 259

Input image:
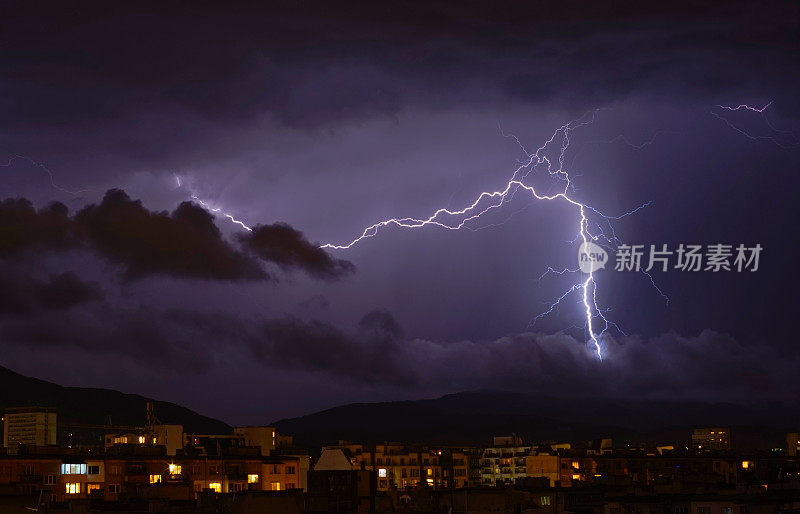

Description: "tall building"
3 407 57 448
787 433 800 457
478 435 531 486
692 428 731 451
234 426 276 456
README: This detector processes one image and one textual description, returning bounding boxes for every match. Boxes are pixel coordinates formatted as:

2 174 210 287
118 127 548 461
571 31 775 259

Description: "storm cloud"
0 1 797 424
0 189 352 282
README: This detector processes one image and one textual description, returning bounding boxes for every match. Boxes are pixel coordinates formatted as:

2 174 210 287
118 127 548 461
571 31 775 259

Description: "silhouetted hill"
0 365 230 434
274 391 800 450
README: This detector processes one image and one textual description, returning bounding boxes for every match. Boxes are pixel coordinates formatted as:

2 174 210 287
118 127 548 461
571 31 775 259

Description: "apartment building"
335 442 469 491
478 435 532 486
692 428 731 451
0 448 308 503
3 407 57 448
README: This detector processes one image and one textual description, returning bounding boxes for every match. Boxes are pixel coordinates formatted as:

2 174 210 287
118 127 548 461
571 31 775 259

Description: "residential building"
478 435 531 486
692 428 731 451
3 407 57 448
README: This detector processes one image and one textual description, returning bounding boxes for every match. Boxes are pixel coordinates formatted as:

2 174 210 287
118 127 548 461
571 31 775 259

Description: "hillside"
274 390 800 449
0 365 230 434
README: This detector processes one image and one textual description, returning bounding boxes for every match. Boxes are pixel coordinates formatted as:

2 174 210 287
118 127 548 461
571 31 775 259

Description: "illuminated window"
113 436 127 444
149 474 162 484
742 461 753 469
247 474 259 484
426 478 434 485
426 468 433 477
169 463 182 475
61 464 87 474
541 496 551 506
87 484 101 494
270 481 281 490
572 461 579 469
378 468 387 478
138 436 146 444
208 482 222 493
65 483 81 494
572 473 581 480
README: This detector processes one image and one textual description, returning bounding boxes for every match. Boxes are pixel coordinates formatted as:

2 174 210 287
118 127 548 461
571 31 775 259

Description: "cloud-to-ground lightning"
321 112 656 359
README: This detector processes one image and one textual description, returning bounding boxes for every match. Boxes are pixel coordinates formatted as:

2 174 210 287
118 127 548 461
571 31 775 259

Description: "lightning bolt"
321 111 656 359
1 155 94 196
712 101 798 148
173 174 253 232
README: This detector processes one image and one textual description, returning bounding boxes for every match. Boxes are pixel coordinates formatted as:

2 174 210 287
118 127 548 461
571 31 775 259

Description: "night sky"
1 2 799 425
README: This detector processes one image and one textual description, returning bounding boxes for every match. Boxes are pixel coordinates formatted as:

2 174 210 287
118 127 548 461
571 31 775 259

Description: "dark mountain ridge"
0 365 230 434
274 390 800 450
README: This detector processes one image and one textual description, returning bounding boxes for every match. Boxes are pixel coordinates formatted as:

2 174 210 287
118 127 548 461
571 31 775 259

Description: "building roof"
314 448 353 471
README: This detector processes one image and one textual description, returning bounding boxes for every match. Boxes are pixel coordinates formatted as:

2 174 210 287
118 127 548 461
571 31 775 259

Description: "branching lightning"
712 101 798 148
321 112 658 359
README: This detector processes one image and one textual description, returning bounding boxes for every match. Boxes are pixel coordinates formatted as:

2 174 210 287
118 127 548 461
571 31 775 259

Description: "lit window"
87 484 101 494
572 473 580 480
61 464 87 475
247 474 259 484
572 461 579 469
169 463 182 475
149 474 162 484
426 478 434 485
138 436 146 444
209 482 222 493
65 483 81 494
378 468 387 478
427 468 433 477
270 482 281 491
742 461 753 469
541 496 551 506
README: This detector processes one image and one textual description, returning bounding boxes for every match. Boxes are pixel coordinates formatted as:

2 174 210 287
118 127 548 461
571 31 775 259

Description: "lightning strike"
1 155 94 196
173 174 253 232
712 101 798 148
322 113 657 359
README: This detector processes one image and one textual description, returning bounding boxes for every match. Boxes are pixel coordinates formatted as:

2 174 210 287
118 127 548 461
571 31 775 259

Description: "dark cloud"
34 272 103 310
0 189 352 282
75 189 266 281
0 269 102 315
0 307 213 372
251 310 411 385
0 198 76 256
245 311 800 403
238 223 355 280
2 0 797 165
